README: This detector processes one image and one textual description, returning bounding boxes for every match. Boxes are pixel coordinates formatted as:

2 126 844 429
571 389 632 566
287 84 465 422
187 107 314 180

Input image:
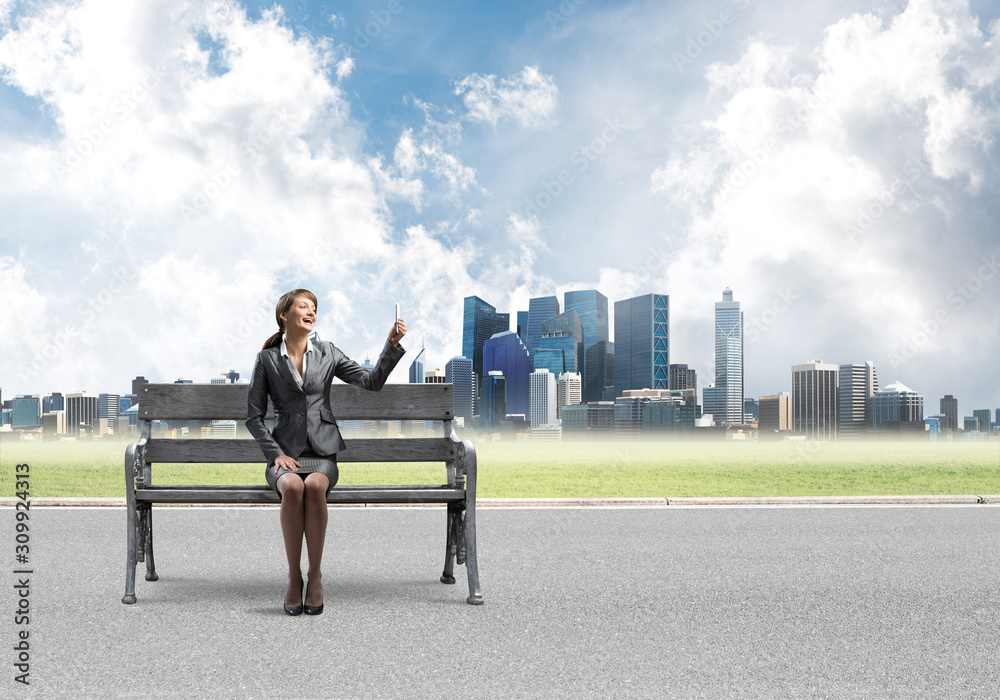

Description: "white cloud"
454 65 559 128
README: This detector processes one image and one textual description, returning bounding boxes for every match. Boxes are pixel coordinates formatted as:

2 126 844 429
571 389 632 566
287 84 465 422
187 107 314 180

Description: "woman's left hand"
389 317 407 346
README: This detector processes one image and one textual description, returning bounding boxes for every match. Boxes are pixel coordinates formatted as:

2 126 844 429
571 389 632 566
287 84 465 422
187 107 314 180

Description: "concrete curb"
1 495 997 507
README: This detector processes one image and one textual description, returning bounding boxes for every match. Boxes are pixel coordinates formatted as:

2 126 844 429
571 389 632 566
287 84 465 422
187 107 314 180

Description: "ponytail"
262 329 283 350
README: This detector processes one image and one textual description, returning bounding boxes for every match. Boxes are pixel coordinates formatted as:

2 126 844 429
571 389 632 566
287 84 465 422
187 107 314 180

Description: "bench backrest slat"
137 383 454 421
145 437 456 464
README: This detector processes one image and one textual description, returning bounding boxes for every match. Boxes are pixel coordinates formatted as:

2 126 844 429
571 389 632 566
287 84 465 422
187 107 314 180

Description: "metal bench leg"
440 504 458 585
143 505 159 582
462 443 483 605
123 494 139 604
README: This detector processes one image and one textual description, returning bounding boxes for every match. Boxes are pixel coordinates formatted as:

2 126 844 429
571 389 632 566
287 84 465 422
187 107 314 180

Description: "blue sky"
1 0 999 419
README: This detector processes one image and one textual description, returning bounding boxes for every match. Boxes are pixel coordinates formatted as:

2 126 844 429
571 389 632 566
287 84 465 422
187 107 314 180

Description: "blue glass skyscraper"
714 288 743 425
516 310 529 343
482 331 532 418
462 296 510 383
408 345 426 384
564 290 609 352
584 341 615 403
526 295 559 355
538 309 584 375
614 294 669 398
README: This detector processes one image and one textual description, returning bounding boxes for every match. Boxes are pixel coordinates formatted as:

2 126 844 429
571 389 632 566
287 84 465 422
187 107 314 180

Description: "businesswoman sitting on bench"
246 289 406 615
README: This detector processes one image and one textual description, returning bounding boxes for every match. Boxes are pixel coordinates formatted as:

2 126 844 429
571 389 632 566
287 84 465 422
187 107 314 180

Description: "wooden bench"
121 382 483 605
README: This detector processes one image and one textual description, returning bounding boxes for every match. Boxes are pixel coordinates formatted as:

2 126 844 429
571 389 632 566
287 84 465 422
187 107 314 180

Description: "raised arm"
333 338 406 391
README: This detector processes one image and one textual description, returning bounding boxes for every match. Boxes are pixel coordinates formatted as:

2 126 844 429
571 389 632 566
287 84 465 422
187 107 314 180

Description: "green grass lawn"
2 436 997 498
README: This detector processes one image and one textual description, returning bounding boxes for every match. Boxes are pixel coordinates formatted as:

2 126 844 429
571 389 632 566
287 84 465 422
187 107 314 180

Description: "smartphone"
394 303 400 334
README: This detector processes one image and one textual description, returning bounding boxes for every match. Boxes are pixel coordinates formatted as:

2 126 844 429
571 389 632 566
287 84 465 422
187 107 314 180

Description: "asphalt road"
2 505 999 699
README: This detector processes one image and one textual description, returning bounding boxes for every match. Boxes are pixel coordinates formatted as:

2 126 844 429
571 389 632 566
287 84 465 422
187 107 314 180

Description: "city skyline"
1 0 998 414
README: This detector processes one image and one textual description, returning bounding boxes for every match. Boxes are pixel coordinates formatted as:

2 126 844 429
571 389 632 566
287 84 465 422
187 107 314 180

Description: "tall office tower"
743 398 759 421
614 293 669 398
408 345 426 384
702 385 726 423
462 296 510 383
529 369 557 428
584 341 615 403
759 393 792 432
482 331 532 418
713 288 744 425
480 371 507 432
99 393 120 434
939 395 958 431
556 372 582 419
792 360 838 440
564 288 609 354
43 392 65 413
869 381 924 429
532 346 567 376
565 290 609 346
66 392 99 436
120 395 137 412
837 362 879 439
12 395 41 429
132 376 149 397
973 409 992 434
669 364 697 394
538 309 584 375
516 310 529 343
445 356 475 420
526 295 560 355
963 416 979 432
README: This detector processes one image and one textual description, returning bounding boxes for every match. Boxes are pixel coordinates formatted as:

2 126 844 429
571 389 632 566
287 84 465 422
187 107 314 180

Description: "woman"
246 289 406 615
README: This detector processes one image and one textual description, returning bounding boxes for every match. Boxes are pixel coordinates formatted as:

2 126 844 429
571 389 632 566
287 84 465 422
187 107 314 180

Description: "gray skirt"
265 448 339 501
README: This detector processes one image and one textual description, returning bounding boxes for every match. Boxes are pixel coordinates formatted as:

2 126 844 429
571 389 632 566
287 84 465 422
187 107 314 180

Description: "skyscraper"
516 310 529 343
482 331 532 418
584 341 615 403
556 372 582 419
837 362 879 439
973 409 992 434
408 345 426 384
481 371 506 432
445 356 474 421
529 369 557 428
614 293 669 398
759 393 792 432
792 360 838 440
564 289 609 355
66 392 99 437
714 288 743 425
12 395 40 430
870 381 924 429
462 296 510 383
43 392 64 413
940 395 958 431
526 295 560 355
538 309 584 375
669 364 697 394
98 393 120 435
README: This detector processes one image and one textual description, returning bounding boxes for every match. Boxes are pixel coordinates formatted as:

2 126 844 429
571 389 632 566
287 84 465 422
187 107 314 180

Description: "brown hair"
262 289 319 350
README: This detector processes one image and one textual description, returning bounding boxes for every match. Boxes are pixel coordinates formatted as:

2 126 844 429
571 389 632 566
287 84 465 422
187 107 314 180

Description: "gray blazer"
245 338 405 464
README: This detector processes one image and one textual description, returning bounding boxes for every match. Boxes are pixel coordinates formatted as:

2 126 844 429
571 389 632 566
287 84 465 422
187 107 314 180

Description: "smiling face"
280 295 317 335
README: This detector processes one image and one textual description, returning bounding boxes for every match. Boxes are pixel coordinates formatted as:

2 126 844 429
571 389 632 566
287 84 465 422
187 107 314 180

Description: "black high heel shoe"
304 579 323 616
284 580 304 616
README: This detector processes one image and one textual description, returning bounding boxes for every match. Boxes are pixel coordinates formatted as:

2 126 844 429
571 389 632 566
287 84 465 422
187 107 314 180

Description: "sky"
1 0 999 417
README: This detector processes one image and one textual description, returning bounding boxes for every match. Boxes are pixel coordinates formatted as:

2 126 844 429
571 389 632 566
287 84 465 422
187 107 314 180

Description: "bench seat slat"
136 486 466 504
145 438 456 464
138 383 455 421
